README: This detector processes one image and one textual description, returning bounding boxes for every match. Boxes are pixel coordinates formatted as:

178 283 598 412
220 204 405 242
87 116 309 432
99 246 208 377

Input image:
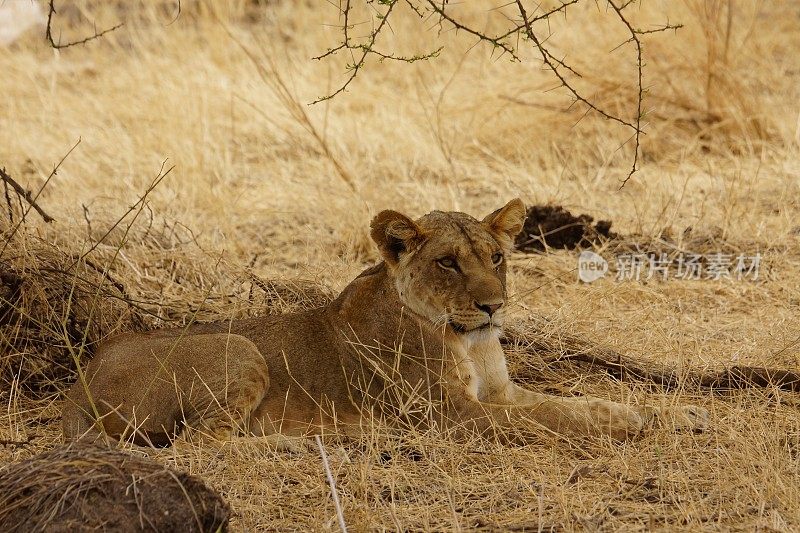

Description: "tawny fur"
62 199 708 447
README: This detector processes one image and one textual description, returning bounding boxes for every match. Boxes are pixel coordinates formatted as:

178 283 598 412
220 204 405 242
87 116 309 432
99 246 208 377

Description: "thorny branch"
0 168 55 223
45 0 123 49
311 0 443 104
607 0 643 187
316 0 681 185
0 139 82 259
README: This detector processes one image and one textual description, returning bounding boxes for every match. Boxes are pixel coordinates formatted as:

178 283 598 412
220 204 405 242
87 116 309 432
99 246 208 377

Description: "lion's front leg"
452 338 706 441
455 348 641 440
526 393 646 441
449 390 645 442
472 381 709 440
497 383 709 435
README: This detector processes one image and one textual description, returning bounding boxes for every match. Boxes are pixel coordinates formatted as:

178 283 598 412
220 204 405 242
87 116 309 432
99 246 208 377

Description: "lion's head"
370 199 526 336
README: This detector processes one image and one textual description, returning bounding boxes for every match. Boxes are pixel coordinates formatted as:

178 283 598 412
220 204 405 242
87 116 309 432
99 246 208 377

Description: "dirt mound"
515 204 615 252
0 442 230 532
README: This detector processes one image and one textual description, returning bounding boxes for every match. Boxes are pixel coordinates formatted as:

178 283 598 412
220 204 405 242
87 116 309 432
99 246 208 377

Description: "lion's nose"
475 301 503 317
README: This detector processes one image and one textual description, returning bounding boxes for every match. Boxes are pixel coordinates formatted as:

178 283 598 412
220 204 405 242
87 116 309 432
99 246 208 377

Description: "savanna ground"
1 0 800 530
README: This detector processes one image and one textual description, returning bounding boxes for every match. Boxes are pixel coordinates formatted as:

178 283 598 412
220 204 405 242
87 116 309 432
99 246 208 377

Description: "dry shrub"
0 233 144 396
0 441 230 532
0 214 334 400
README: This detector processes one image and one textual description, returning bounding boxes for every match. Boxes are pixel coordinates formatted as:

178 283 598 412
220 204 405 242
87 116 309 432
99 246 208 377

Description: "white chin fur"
462 327 502 348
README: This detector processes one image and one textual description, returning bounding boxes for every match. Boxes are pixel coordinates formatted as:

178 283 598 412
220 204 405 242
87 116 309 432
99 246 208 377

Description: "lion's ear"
370 210 424 264
482 198 526 244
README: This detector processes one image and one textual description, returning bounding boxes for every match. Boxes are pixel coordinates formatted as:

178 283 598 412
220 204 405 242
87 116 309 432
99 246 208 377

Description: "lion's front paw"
587 400 644 441
262 434 315 454
672 404 709 432
643 404 710 433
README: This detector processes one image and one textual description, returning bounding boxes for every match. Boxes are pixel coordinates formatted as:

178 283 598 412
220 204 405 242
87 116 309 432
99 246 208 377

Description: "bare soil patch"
515 204 616 252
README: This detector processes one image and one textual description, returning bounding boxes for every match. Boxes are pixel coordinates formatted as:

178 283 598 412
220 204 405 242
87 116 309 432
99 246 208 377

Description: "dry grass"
1 0 799 530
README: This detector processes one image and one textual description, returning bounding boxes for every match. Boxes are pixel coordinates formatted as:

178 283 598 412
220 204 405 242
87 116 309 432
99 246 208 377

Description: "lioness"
62 199 708 448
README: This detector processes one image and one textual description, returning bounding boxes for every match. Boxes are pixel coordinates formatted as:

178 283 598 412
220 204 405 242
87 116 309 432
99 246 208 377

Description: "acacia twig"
0 139 81 259
45 0 123 49
607 0 644 188
502 328 800 393
317 0 683 186
312 0 409 104
514 0 646 185
0 168 55 223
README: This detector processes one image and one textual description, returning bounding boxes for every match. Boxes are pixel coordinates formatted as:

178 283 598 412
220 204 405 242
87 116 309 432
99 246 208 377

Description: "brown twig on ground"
503 326 800 393
549 352 800 392
45 0 123 49
0 168 55 223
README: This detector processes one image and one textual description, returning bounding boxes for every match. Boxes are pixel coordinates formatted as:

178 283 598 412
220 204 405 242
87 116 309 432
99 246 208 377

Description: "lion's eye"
491 252 504 266
436 257 458 271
